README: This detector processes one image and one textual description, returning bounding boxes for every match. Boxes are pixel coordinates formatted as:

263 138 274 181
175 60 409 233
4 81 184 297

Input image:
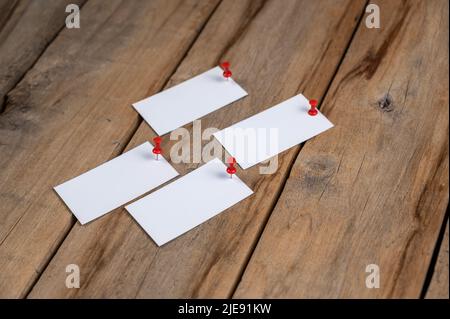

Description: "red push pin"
226 157 237 178
308 99 318 116
220 61 230 69
152 136 162 160
220 61 232 81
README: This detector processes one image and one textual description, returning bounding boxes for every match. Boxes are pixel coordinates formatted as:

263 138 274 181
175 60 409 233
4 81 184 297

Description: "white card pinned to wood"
54 142 179 225
126 158 253 246
213 94 334 169
132 66 248 135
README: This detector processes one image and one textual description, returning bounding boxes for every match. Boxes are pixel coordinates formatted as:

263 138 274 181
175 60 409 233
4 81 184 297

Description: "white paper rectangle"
213 94 334 169
132 66 248 135
126 158 253 246
54 142 179 225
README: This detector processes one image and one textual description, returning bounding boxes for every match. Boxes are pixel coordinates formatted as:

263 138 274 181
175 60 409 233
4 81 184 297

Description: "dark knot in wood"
377 93 394 112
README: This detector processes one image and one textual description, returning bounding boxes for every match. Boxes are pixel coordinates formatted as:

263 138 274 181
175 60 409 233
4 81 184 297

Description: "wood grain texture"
28 0 366 298
0 0 86 111
234 0 449 298
0 0 220 298
426 220 449 299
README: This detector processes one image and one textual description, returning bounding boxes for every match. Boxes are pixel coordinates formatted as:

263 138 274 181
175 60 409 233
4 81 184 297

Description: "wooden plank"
0 0 86 111
234 0 449 298
426 219 449 299
28 0 366 298
0 0 220 298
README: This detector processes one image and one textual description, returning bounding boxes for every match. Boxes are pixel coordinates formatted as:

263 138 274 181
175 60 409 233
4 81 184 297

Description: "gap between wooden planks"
234 0 449 298
27 0 367 298
0 0 221 298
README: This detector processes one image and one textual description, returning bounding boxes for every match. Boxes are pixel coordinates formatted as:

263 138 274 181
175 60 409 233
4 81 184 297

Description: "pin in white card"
126 158 253 246
132 66 248 135
213 94 334 169
54 142 179 225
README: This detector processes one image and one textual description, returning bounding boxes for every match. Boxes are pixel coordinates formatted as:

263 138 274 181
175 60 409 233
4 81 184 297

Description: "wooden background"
0 0 448 298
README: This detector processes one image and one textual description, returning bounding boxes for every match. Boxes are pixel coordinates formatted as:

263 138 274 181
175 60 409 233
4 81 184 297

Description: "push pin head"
220 61 232 80
152 136 162 160
220 61 230 69
308 99 318 116
226 157 237 178
223 69 232 80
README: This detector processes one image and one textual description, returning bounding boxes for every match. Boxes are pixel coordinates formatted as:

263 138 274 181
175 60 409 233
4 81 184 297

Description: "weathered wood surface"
0 0 447 299
426 220 449 299
28 0 366 298
0 0 86 111
0 0 220 298
234 0 449 298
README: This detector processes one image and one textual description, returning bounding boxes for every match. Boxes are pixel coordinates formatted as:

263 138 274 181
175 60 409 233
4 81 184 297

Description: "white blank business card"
213 94 334 169
133 66 248 135
54 142 179 225
126 158 253 246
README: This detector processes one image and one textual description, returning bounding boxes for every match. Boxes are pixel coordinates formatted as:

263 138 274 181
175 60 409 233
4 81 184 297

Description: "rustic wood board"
426 220 449 299
234 0 449 298
28 0 367 298
0 0 86 111
0 0 220 298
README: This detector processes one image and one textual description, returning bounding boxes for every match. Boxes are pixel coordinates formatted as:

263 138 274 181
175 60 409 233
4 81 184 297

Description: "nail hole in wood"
377 93 394 112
